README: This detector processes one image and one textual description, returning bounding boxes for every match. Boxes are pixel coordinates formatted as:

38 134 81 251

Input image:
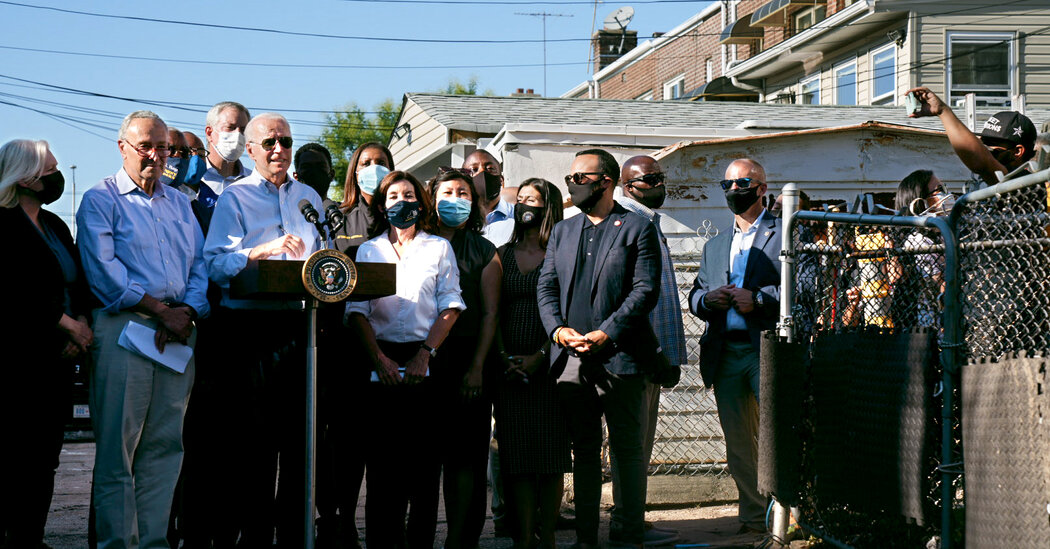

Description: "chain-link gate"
777 209 958 548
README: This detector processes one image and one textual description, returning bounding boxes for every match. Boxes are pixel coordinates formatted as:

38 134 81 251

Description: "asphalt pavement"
44 442 804 549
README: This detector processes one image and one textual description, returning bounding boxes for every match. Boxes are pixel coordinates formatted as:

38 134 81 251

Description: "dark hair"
896 169 934 215
575 148 620 183
510 178 564 249
427 171 484 233
294 142 332 169
368 170 435 237
342 142 395 211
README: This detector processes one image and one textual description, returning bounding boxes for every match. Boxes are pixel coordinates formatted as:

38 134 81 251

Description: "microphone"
299 199 320 224
323 199 345 234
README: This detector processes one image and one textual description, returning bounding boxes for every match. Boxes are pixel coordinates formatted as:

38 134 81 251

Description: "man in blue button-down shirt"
688 158 781 536
77 110 210 549
203 112 324 547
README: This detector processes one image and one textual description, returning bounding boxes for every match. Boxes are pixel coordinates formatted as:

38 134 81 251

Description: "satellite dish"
603 6 635 31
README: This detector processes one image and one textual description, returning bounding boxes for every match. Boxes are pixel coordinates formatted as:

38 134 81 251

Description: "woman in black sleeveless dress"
493 178 570 549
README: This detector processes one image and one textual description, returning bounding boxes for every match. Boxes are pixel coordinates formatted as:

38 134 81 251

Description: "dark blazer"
537 203 662 375
2 205 94 364
688 211 782 386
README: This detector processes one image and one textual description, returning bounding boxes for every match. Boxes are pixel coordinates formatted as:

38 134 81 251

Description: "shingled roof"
405 93 1050 134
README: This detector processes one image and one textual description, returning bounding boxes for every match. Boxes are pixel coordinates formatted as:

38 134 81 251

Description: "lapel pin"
614 220 622 226
764 231 771 236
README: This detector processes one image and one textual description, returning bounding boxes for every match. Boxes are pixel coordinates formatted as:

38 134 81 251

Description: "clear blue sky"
0 0 713 227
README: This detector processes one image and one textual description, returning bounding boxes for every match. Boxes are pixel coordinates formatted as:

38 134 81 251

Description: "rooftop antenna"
603 6 635 54
516 11 573 97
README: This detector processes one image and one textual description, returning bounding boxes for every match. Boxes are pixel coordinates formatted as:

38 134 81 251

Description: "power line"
0 44 588 70
0 0 1027 47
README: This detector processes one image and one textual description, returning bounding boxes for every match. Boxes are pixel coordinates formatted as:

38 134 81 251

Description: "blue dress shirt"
204 171 323 307
482 197 515 247
76 169 210 317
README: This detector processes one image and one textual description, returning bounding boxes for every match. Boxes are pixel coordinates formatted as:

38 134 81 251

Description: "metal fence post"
770 183 798 545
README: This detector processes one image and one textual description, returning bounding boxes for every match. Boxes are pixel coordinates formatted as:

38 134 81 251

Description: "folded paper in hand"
370 367 430 382
117 321 193 374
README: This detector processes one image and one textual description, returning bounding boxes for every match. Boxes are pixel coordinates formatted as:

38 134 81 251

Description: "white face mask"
213 130 246 162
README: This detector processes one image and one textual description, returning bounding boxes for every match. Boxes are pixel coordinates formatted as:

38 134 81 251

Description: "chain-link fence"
780 213 954 548
648 228 729 477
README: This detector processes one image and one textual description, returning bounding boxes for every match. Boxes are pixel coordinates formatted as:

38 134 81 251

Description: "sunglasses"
252 136 293 151
564 172 607 185
625 173 666 187
719 177 756 191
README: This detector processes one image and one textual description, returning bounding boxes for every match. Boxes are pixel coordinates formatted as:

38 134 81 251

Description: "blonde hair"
0 139 49 208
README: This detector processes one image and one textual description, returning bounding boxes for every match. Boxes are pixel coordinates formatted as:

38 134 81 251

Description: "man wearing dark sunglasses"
607 155 684 546
907 87 1036 185
203 112 326 548
688 158 780 538
538 148 662 549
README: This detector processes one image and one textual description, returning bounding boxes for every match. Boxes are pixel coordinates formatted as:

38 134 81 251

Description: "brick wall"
596 10 725 100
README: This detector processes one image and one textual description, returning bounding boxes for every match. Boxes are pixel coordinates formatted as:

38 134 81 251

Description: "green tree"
319 99 399 200
319 78 488 199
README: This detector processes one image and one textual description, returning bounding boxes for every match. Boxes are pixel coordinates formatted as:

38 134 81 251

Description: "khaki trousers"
90 310 195 549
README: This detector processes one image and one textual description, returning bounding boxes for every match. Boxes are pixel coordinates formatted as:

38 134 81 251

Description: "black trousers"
364 340 442 549
194 307 308 549
0 356 71 548
555 355 647 545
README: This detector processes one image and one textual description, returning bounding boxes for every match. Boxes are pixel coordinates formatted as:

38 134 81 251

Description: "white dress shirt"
345 231 466 342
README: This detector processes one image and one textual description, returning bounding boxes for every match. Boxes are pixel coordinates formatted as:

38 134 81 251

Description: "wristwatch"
421 343 438 357
753 290 764 308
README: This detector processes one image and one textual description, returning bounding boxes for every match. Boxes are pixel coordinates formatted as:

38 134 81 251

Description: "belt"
723 330 751 343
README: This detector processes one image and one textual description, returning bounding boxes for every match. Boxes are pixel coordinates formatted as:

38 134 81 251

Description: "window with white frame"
663 74 686 100
799 74 820 105
870 43 896 105
833 60 857 105
636 90 654 101
706 59 713 84
947 32 1013 107
794 5 827 33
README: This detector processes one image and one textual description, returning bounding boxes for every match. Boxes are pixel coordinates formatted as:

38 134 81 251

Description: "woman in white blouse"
345 170 465 549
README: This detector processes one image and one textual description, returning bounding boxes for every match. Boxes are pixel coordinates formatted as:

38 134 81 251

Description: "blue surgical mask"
357 164 389 195
437 197 471 227
386 200 420 229
182 155 207 186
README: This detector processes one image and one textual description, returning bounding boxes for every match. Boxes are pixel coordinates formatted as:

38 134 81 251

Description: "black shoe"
493 519 511 538
555 514 575 530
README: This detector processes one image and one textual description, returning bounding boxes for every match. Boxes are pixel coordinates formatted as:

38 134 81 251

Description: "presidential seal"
302 249 357 302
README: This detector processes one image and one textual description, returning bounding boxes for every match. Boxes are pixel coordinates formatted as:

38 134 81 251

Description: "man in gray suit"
689 158 781 535
538 149 662 549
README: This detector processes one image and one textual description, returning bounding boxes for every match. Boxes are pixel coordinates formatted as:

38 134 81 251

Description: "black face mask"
297 166 333 196
514 203 544 228
725 185 760 215
473 171 503 202
990 147 1018 169
627 184 666 210
29 171 65 205
568 178 606 213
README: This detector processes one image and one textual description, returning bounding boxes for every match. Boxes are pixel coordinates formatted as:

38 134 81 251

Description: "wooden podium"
231 258 395 549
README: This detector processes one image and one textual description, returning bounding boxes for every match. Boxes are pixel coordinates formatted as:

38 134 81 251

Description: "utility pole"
69 164 77 237
515 11 573 97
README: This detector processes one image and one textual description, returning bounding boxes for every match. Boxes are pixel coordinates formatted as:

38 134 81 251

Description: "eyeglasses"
624 173 666 187
188 147 208 158
252 136 293 151
719 177 757 191
123 141 171 158
565 172 607 185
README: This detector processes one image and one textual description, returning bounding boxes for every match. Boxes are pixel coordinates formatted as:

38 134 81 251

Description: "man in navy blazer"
688 158 781 535
538 149 662 549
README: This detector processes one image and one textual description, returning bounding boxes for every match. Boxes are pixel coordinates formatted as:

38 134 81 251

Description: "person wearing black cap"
907 86 1037 185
